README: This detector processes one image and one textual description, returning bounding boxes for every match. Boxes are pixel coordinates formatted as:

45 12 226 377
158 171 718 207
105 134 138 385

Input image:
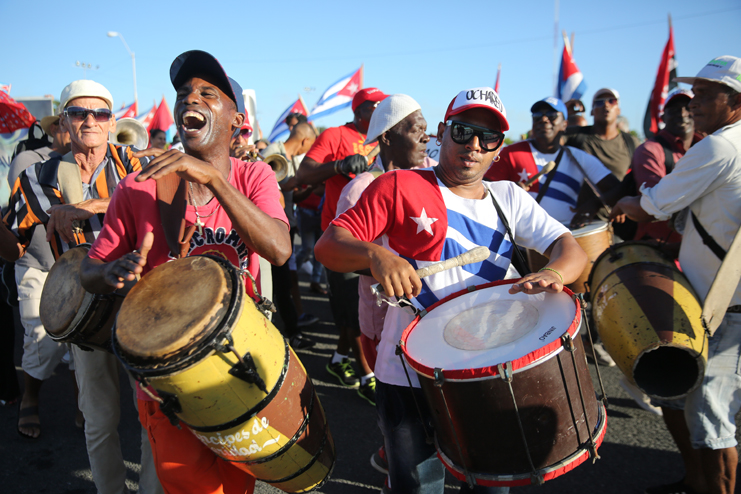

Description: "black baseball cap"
169 50 245 114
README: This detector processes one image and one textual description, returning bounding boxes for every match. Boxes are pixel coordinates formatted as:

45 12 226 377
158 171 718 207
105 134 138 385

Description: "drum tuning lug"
157 390 182 428
434 368 445 387
228 351 268 394
212 333 235 354
561 334 576 353
497 362 514 383
530 472 545 485
588 443 601 463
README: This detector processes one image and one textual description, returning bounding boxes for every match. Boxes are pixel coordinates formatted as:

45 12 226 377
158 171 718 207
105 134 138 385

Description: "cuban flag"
136 104 157 129
114 102 137 120
267 95 309 142
308 66 363 122
0 84 10 94
556 38 586 102
642 20 676 139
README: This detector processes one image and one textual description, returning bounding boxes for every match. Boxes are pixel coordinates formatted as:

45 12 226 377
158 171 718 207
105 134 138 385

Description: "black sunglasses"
532 110 560 121
64 107 114 122
446 120 505 152
593 97 618 108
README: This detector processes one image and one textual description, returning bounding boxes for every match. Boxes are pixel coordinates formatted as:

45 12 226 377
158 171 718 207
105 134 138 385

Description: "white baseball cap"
592 88 620 104
674 55 741 93
444 87 508 131
364 94 422 145
60 80 114 110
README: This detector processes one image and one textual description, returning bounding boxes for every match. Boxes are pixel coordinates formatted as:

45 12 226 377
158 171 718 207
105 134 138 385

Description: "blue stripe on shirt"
402 256 439 308
446 208 508 252
552 171 581 193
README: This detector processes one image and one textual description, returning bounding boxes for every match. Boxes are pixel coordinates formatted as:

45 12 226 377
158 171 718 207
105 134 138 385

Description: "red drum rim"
400 280 581 381
437 401 607 487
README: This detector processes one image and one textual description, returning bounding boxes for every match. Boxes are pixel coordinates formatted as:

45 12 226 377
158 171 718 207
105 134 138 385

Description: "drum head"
40 246 90 335
404 283 577 375
116 256 234 360
571 221 608 238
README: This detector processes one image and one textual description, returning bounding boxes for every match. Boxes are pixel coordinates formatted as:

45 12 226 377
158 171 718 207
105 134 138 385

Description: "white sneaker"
619 376 663 416
583 338 616 367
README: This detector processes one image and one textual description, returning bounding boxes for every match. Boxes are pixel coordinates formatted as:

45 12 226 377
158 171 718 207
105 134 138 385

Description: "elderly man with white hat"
0 79 161 494
612 55 741 494
316 87 587 493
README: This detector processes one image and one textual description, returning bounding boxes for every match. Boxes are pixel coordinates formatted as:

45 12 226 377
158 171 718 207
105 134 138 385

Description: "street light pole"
107 31 138 113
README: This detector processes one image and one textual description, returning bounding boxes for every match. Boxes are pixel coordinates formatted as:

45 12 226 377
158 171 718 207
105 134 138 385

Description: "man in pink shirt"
80 50 290 494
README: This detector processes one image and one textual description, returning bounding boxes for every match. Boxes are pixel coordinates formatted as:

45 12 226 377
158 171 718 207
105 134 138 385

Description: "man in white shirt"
612 55 741 494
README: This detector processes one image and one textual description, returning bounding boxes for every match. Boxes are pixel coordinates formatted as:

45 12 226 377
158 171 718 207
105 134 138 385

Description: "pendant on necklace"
194 217 204 235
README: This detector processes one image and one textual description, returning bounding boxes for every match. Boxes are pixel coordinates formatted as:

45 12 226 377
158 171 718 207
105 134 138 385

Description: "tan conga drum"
588 242 708 400
569 221 612 293
40 244 123 352
527 221 612 293
113 255 334 493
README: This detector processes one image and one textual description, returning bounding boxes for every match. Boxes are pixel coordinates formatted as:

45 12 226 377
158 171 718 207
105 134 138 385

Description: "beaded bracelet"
538 267 564 284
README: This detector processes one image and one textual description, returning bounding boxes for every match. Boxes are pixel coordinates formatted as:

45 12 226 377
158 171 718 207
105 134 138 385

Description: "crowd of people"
0 50 739 494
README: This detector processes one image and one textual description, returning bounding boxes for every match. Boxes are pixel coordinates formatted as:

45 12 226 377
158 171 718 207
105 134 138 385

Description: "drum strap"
156 173 196 259
489 190 530 274
534 147 565 204
691 211 726 261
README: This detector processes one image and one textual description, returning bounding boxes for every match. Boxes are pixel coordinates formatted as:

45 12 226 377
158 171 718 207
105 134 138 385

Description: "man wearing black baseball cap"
81 50 290 494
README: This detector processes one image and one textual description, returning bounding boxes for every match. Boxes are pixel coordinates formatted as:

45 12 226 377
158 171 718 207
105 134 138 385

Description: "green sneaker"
326 358 359 388
357 376 376 406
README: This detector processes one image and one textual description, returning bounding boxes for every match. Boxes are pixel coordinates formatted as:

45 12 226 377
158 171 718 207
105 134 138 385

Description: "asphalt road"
1 269 739 494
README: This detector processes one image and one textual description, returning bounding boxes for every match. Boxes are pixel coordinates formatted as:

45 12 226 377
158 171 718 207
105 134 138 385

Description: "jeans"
376 381 509 494
296 207 324 284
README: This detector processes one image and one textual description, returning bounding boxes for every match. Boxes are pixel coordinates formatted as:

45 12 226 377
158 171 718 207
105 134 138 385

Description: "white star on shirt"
410 208 439 235
518 168 530 182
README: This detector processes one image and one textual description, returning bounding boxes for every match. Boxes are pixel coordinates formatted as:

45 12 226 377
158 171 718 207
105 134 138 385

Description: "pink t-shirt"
89 157 289 301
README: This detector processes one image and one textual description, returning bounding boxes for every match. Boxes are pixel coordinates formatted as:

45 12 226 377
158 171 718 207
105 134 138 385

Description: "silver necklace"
188 182 220 235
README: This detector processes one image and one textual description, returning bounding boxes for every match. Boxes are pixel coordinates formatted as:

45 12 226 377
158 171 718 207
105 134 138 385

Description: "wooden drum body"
401 281 606 487
40 245 121 352
589 242 707 400
114 256 334 493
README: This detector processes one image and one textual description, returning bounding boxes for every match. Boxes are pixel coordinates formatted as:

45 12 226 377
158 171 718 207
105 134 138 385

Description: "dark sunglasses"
593 97 618 108
238 128 253 138
446 120 505 152
64 107 113 122
532 110 560 121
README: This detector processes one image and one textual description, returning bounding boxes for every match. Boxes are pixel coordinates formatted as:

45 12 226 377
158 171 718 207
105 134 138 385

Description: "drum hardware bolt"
211 332 235 354
157 389 183 428
433 368 445 387
561 334 576 353
497 362 542 486
227 348 268 394
466 285 476 292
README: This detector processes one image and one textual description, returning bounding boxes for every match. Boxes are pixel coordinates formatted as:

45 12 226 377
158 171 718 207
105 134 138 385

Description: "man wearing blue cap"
486 96 620 228
80 50 290 494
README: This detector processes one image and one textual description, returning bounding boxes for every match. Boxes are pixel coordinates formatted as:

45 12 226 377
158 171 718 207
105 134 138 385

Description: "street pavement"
1 269 739 494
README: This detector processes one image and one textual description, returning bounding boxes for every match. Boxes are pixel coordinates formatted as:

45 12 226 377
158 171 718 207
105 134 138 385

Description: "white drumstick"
522 160 556 187
371 246 491 295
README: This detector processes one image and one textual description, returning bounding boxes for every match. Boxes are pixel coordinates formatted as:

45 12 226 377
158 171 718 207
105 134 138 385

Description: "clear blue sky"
2 0 739 140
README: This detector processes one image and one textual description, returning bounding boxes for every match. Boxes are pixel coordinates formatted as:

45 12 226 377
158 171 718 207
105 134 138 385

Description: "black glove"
335 154 368 177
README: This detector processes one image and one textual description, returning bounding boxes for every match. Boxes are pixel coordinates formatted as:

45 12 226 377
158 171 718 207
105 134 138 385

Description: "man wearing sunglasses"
486 96 620 228
316 87 588 494
0 80 161 494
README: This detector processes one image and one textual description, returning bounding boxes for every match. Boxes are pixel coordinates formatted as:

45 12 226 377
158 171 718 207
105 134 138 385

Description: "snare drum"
40 245 122 352
114 255 334 493
401 281 606 487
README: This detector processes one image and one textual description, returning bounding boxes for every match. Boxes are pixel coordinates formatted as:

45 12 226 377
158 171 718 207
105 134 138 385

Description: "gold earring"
493 156 501 162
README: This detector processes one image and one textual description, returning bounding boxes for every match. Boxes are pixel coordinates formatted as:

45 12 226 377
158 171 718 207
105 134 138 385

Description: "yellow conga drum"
588 242 708 400
113 255 334 493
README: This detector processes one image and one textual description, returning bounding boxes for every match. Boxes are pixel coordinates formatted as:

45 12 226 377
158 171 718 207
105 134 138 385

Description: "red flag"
494 64 501 94
643 19 677 138
148 97 174 133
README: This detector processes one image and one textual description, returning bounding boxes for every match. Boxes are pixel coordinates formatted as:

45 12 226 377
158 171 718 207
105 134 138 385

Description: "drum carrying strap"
534 147 564 204
489 190 530 274
156 173 195 259
57 153 85 243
